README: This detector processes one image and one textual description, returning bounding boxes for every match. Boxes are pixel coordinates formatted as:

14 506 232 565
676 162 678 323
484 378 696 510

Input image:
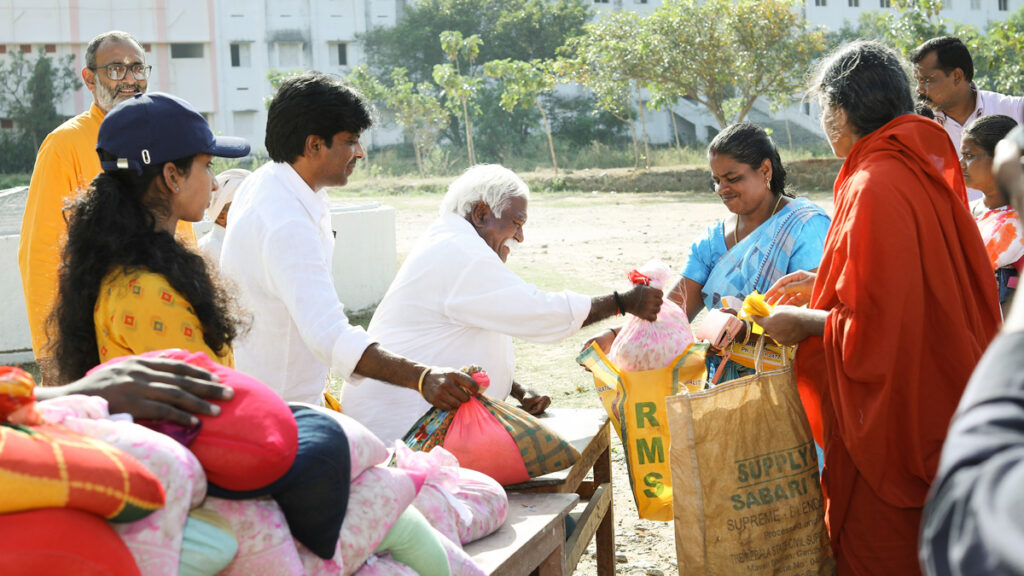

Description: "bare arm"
583 284 664 326
510 381 550 415
666 276 705 322
35 357 233 426
353 343 479 411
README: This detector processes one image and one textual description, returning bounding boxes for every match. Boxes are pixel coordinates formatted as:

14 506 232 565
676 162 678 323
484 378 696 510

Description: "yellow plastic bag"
577 342 707 521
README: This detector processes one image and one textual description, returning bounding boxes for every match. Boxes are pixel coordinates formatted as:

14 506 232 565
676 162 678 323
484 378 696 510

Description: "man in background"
18 30 195 383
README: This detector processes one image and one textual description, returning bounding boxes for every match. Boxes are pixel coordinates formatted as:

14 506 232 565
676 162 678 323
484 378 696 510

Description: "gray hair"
807 40 914 138
439 164 530 218
85 31 145 69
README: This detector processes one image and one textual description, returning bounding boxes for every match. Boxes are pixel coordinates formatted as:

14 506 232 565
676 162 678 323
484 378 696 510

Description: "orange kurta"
796 115 1000 574
18 103 197 365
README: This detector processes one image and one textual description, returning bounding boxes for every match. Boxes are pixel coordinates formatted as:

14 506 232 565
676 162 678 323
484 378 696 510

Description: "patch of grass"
0 173 31 188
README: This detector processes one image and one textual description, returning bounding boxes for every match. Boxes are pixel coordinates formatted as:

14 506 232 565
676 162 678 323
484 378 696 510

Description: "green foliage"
974 7 1024 94
359 0 590 84
0 51 80 173
646 0 825 128
826 0 948 55
559 11 650 167
434 31 485 166
347 66 449 176
0 172 31 188
484 58 560 173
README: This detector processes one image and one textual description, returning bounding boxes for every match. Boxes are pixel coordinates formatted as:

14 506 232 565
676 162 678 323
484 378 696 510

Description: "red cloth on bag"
796 115 1000 573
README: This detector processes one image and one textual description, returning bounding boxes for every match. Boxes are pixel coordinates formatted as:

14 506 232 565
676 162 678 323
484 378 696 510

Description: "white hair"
439 164 530 218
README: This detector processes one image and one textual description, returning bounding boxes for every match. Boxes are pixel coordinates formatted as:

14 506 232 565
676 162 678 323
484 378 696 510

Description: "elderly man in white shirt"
912 36 1024 203
221 72 478 411
342 164 664 444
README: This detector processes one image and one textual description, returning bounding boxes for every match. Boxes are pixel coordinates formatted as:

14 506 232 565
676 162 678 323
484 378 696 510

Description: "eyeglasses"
90 63 152 81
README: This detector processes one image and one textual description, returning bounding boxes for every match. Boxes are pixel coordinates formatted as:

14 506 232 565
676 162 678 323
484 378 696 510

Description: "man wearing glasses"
18 30 196 384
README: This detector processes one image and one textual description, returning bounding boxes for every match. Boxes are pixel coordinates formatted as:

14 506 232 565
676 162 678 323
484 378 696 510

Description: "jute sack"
665 343 834 575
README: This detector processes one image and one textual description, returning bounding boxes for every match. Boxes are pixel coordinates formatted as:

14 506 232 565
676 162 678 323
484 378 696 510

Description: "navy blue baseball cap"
97 92 250 173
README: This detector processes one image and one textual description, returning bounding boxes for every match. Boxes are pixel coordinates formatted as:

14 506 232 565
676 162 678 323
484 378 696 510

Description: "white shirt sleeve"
443 253 591 344
262 218 374 379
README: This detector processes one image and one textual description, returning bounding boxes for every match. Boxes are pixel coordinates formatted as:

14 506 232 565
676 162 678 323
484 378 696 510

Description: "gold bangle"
417 366 431 397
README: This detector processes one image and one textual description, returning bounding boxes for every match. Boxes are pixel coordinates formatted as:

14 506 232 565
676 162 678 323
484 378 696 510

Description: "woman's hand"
750 306 826 346
580 328 617 355
765 270 818 307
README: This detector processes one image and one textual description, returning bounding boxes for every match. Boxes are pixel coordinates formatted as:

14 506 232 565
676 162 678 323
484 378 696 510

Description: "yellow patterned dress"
94 268 234 368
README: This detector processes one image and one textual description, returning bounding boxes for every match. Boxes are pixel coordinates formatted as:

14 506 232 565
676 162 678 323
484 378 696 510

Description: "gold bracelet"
743 320 754 346
417 366 431 397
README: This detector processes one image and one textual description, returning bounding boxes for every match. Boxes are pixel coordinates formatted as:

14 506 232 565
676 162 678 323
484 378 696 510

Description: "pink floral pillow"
292 404 389 479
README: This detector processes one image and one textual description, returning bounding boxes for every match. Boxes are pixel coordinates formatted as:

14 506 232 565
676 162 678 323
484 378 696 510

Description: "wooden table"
464 492 579 576
503 408 614 575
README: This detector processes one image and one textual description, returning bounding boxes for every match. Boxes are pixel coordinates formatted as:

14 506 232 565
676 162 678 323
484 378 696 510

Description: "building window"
880 0 891 6
330 43 348 67
44 44 56 53
815 0 827 5
0 118 13 129
849 0 859 6
0 45 6 54
20 44 31 53
143 43 152 52
170 43 203 58
999 0 1008 9
971 0 980 8
230 43 251 68
594 0 609 3
275 42 302 68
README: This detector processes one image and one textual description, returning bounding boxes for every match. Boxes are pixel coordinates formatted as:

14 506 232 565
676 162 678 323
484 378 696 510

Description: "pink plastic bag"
609 260 695 372
442 398 529 486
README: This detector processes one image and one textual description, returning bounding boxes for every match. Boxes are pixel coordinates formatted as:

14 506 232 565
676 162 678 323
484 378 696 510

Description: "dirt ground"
333 188 835 576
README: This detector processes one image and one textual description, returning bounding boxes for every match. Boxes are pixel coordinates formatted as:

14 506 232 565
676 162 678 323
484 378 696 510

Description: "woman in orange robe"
756 41 1001 575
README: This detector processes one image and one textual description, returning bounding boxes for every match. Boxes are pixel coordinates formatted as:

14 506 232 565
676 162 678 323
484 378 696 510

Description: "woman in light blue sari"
669 122 831 383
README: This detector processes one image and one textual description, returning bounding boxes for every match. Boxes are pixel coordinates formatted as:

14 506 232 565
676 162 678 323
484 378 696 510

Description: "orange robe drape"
796 114 1001 574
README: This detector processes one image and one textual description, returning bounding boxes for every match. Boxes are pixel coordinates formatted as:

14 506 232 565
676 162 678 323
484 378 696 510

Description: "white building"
0 0 406 150
1 0 1022 151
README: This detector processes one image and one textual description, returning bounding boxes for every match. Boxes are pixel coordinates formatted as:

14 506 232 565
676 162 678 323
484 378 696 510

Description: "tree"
0 51 80 172
434 31 484 166
648 0 825 129
348 66 449 177
559 12 650 168
826 0 948 56
483 58 559 174
359 0 590 85
974 7 1024 94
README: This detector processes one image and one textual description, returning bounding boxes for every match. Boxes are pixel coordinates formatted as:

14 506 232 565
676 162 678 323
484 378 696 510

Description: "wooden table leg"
536 540 565 576
594 426 615 576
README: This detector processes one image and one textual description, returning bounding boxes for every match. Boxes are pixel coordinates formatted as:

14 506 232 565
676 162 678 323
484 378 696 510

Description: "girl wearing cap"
198 168 250 265
50 92 251 383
